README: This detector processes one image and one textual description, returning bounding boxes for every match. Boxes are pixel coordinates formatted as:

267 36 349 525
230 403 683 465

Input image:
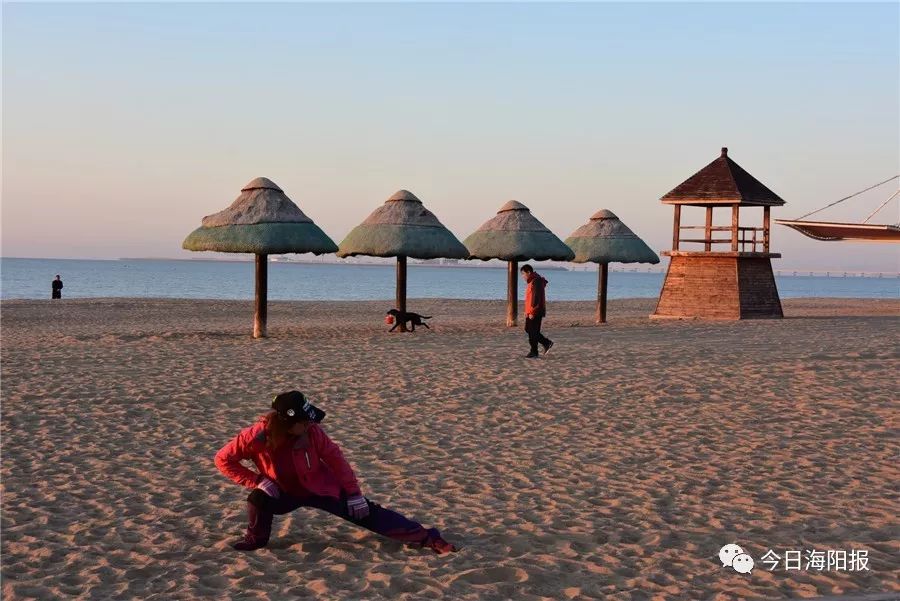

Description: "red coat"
215 420 361 499
524 272 548 318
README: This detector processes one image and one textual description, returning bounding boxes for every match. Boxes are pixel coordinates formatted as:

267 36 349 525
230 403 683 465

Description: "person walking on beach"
521 264 553 358
215 390 457 554
51 275 63 299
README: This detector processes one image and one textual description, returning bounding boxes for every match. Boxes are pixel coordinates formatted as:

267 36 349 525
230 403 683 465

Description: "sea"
1 258 897 301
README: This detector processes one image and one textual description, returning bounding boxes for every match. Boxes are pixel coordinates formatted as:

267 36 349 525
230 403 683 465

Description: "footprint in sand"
451 566 528 586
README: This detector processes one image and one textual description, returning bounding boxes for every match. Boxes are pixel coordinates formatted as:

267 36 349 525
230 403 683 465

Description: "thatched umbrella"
336 190 468 332
565 210 659 324
182 177 337 338
464 201 575 327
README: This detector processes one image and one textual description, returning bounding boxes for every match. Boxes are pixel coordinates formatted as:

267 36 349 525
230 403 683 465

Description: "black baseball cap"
271 391 325 424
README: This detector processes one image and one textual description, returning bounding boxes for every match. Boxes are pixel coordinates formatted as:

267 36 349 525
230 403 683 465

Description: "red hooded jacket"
215 419 361 499
524 271 548 318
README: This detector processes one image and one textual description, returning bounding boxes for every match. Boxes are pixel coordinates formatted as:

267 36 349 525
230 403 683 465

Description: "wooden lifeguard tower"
653 147 785 320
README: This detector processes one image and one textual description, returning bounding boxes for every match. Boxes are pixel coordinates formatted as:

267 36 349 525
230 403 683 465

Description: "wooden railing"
678 226 769 252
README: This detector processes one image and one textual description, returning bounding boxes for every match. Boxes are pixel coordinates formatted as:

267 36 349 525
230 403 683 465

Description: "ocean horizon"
1 257 897 301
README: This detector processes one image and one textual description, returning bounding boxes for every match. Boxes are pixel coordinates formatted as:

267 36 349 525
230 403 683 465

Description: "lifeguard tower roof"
661 148 786 207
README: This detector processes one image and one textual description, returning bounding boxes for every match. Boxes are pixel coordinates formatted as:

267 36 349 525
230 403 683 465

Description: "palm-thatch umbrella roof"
182 177 337 337
337 190 467 332
464 201 574 327
337 190 468 259
464 201 575 262
183 177 337 255
565 210 659 264
564 210 659 324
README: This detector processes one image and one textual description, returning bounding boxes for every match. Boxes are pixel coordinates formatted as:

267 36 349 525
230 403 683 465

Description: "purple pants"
242 489 440 548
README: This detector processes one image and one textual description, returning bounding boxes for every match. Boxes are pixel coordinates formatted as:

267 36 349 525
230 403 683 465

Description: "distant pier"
597 266 899 278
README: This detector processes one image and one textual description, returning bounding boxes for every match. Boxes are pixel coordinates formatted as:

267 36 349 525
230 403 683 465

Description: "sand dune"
1 297 898 600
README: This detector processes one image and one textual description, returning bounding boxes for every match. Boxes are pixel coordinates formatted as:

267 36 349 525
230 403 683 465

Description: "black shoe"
429 536 459 554
525 352 539 358
231 536 267 551
541 340 554 355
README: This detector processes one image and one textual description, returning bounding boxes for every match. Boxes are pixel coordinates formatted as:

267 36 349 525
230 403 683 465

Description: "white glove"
347 494 370 520
256 477 281 499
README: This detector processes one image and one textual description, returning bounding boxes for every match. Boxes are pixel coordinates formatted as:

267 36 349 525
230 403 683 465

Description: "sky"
2 2 898 271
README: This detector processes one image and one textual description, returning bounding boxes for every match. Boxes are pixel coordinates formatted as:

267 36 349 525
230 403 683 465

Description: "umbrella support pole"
596 262 608 325
396 255 408 332
254 254 268 338
507 261 518 327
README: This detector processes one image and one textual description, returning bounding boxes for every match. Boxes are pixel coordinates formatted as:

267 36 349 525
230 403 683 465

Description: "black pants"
51 291 61 299
243 489 440 548
524 313 550 354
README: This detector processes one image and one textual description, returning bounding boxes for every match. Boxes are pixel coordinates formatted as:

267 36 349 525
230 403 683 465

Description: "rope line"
862 189 900 223
796 175 899 220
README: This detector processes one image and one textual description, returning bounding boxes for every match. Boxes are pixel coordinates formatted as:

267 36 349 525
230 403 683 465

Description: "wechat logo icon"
720 543 754 574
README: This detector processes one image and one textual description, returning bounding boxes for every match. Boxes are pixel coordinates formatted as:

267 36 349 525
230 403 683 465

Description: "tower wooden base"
652 252 783 320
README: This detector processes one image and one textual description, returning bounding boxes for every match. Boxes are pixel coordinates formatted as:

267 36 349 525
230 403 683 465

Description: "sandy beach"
1 297 898 601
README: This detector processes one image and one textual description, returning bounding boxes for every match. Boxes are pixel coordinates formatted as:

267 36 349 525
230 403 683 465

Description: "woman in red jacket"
216 390 456 553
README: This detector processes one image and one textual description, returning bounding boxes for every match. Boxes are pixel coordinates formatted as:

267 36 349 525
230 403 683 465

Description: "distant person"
521 264 553 358
215 390 457 554
51 275 63 299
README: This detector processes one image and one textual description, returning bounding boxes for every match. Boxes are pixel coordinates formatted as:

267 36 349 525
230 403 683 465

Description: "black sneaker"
429 536 458 554
231 536 267 551
541 340 554 355
525 352 539 358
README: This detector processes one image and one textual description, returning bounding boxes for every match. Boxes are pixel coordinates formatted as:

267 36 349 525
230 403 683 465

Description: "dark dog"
386 309 432 332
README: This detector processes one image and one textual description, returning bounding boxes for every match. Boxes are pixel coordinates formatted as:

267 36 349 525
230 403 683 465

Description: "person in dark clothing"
520 264 553 358
215 391 457 554
51 275 63 299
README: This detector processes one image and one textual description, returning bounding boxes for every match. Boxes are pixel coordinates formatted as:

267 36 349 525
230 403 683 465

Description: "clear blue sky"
3 2 898 271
